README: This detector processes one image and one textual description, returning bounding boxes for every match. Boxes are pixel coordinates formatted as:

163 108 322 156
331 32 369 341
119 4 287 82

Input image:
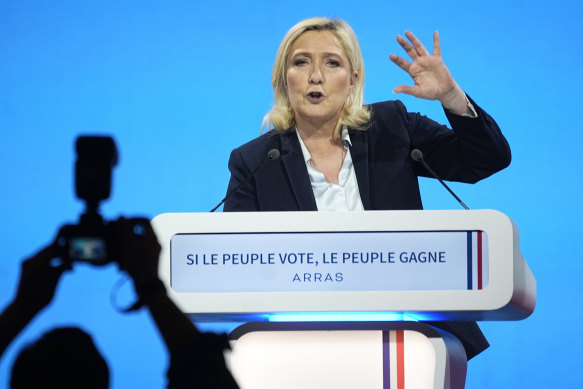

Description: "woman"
223 17 510 359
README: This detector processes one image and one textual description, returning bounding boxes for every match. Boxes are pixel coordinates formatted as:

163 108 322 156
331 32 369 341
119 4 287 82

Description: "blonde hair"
262 17 371 135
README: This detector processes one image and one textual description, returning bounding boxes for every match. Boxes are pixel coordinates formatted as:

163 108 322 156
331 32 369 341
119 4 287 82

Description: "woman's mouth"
306 91 325 103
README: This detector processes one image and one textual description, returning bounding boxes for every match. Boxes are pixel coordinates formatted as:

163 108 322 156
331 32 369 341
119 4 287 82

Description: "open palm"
390 30 465 112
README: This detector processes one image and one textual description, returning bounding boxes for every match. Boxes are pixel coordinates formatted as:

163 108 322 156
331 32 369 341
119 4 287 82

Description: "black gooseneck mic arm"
210 148 281 212
411 148 469 210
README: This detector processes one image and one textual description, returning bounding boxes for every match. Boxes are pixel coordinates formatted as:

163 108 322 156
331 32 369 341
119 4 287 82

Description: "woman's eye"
327 59 341 67
294 59 308 66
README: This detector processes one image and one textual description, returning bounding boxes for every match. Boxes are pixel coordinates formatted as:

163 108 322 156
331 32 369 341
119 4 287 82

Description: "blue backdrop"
1 1 582 387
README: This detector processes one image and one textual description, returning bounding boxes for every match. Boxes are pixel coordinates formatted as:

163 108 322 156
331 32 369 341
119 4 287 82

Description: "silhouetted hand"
14 242 69 315
1 241 69 358
389 30 469 115
113 217 161 288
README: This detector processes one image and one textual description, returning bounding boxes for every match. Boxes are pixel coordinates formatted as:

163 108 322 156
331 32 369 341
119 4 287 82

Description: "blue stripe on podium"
382 331 390 389
467 232 472 290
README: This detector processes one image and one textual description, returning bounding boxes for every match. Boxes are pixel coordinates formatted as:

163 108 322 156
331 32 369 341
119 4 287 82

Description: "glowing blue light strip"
268 312 418 322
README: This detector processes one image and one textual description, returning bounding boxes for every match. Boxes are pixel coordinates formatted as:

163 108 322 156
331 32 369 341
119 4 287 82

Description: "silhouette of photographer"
0 218 239 389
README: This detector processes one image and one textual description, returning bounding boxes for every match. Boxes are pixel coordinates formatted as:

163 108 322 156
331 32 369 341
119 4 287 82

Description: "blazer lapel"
279 131 318 211
349 129 371 210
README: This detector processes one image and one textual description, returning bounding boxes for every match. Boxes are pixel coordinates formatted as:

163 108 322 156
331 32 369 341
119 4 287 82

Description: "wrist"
440 85 469 115
11 296 47 318
2 299 39 332
135 278 167 306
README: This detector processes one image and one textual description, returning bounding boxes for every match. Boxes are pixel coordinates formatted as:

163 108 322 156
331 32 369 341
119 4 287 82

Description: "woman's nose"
308 65 323 84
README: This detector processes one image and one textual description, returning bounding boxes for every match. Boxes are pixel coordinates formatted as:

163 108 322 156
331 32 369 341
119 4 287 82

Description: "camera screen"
69 237 107 262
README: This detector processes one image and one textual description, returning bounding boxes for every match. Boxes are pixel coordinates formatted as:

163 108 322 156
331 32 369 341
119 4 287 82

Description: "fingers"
396 30 439 60
15 242 68 309
389 53 411 72
396 34 418 60
114 217 159 251
397 30 430 60
406 30 430 56
393 85 419 97
433 31 441 57
25 242 68 272
113 217 161 284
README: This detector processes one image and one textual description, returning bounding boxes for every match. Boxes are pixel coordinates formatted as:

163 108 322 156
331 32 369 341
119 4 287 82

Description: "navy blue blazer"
224 97 510 212
223 97 511 359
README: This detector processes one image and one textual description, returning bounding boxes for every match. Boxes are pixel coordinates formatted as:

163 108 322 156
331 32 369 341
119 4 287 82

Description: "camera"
57 136 121 265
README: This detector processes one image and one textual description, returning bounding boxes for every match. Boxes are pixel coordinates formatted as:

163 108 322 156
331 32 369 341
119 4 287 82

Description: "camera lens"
133 223 146 236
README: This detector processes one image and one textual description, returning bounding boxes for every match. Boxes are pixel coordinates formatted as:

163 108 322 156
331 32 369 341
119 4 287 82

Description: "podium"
152 210 536 389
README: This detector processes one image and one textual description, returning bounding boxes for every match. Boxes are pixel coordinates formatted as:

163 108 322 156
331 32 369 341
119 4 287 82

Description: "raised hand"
113 217 161 287
389 31 468 115
14 242 68 314
1 242 69 358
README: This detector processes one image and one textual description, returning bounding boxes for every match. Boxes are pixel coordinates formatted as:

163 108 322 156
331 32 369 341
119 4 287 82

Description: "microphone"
411 148 469 210
210 148 281 212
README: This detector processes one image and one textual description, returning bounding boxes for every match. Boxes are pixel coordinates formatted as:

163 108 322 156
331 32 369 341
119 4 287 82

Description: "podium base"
227 322 467 389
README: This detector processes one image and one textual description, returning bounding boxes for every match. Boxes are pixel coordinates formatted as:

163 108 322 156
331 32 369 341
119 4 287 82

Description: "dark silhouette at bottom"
0 218 239 389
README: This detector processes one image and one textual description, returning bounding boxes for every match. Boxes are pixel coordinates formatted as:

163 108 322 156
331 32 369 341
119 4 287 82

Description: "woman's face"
285 30 356 131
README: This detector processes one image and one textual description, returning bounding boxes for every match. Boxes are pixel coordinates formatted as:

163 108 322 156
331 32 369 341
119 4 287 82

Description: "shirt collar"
296 126 352 164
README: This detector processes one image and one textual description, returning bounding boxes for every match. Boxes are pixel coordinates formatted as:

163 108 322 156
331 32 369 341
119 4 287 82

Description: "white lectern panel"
171 230 487 293
152 210 535 321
